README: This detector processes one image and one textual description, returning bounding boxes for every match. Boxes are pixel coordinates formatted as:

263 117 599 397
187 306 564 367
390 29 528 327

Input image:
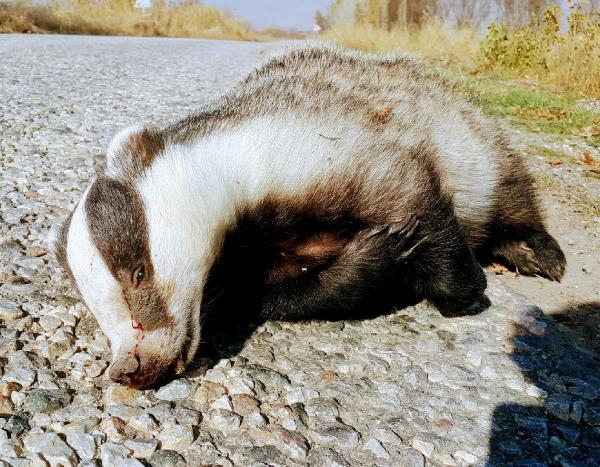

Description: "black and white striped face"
55 129 206 389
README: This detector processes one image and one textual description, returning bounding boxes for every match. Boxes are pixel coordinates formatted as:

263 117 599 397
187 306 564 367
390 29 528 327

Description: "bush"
481 3 600 97
481 5 562 72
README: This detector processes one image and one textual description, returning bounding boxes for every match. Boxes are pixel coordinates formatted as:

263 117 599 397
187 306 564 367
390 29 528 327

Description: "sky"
202 0 332 31
201 1 575 32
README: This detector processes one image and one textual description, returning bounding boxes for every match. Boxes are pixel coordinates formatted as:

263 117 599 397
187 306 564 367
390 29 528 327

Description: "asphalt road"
0 35 598 466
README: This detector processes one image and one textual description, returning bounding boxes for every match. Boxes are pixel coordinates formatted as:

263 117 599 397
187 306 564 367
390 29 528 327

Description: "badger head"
55 126 210 389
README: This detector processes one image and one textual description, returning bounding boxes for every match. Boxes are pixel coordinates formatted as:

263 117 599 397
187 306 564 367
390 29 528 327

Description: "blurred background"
0 0 599 98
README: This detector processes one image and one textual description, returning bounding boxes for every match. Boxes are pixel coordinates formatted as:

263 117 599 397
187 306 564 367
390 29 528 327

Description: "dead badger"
55 46 565 389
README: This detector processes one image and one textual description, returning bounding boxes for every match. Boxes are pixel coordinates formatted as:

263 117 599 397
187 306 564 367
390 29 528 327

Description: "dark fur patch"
212 162 487 321
112 128 165 178
267 232 347 284
85 176 173 331
476 141 566 280
369 105 395 128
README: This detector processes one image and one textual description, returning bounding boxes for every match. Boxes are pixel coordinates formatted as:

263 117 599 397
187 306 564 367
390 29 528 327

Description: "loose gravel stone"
65 433 97 460
4 416 30 439
0 299 23 322
284 386 319 405
305 397 341 419
0 457 31 467
0 443 22 459
124 438 158 458
99 417 128 444
39 315 62 332
397 447 426 466
3 369 35 388
100 443 142 466
149 449 187 467
454 449 478 464
107 404 142 419
144 404 174 425
412 437 435 457
155 379 195 401
0 397 15 417
363 437 391 459
267 425 310 460
23 389 71 413
242 411 269 429
104 384 143 406
174 406 202 426
223 376 255 395
310 420 361 449
210 409 242 436
230 394 260 416
307 447 350 466
61 418 100 435
23 432 78 466
128 413 159 434
156 423 194 451
211 395 233 411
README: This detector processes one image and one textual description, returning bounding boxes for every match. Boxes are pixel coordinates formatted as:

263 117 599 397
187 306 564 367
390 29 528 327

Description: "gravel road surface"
1 35 599 466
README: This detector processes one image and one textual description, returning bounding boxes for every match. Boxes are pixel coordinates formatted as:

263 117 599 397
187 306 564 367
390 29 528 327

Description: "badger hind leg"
261 203 489 319
490 228 566 281
482 151 566 281
369 213 489 317
404 213 489 317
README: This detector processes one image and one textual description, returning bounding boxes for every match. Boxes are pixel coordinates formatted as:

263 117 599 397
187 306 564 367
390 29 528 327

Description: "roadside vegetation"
2 0 599 147
318 1 600 100
316 0 600 151
473 81 600 146
0 0 294 40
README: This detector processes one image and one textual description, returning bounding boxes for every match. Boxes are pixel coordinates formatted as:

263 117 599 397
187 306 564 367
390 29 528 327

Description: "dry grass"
537 39 600 98
320 20 481 71
480 5 600 98
0 0 275 40
321 5 600 99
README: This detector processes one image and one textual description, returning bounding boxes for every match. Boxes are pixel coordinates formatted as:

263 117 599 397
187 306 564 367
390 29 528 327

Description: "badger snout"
109 353 140 386
109 352 180 389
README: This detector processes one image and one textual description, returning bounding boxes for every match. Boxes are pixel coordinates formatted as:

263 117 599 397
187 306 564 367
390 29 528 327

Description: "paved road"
0 35 598 466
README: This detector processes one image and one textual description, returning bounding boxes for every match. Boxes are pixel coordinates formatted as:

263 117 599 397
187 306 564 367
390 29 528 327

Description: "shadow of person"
487 303 600 466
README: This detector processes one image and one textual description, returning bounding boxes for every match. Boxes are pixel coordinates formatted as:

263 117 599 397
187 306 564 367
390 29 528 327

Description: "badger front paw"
362 215 424 261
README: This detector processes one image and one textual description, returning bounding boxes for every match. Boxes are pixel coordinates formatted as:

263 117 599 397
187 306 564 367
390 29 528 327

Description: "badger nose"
109 353 140 386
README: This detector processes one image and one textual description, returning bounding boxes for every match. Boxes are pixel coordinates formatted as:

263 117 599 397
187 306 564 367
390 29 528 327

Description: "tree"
497 0 552 27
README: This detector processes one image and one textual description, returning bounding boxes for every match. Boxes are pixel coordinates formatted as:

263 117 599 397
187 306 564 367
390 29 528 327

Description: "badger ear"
50 208 75 278
106 124 165 178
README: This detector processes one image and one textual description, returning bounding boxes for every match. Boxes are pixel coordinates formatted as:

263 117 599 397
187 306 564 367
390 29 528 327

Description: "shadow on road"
186 257 424 374
487 302 600 466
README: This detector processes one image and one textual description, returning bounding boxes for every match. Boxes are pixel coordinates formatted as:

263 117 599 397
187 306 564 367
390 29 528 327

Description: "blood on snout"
109 352 178 389
130 313 145 341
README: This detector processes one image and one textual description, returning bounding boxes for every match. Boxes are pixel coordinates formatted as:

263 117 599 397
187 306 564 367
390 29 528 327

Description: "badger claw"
363 215 423 261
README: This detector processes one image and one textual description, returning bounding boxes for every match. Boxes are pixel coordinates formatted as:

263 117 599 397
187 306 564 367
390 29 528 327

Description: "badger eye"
132 265 146 286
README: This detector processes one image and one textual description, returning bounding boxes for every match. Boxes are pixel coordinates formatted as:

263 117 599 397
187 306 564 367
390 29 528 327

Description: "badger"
55 45 566 389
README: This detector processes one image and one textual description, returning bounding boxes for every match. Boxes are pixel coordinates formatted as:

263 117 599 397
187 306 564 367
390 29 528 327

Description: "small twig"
318 133 341 142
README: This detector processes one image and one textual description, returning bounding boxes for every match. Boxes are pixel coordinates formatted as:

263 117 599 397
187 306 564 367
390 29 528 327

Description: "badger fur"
55 45 566 389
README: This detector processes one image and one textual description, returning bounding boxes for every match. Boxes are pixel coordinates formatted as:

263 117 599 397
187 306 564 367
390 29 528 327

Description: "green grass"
468 80 600 147
534 174 562 192
525 145 568 160
435 65 600 147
